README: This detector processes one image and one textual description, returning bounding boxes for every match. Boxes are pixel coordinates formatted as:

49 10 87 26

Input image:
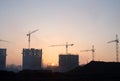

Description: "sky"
0 0 120 66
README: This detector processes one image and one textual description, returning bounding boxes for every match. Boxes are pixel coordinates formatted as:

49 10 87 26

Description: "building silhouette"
59 54 79 72
0 48 6 70
22 48 42 70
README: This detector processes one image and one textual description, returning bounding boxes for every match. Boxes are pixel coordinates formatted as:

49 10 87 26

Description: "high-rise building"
59 54 79 72
0 48 6 70
22 48 42 70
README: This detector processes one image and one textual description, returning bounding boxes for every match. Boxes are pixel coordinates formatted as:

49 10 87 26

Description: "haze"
0 0 120 66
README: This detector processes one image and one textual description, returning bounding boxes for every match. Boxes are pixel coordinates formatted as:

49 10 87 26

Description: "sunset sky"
0 0 120 66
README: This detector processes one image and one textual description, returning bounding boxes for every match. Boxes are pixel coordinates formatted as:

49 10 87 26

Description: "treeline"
0 70 67 81
1 61 120 81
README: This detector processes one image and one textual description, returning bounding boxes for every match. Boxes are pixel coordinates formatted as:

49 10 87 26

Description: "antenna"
108 34 119 62
27 29 39 49
80 45 95 61
49 42 74 54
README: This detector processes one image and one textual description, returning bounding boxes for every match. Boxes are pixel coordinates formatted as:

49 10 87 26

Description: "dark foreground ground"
1 61 120 81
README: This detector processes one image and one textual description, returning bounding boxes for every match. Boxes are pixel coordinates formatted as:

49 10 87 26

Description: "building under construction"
0 48 6 70
59 54 79 72
22 48 42 70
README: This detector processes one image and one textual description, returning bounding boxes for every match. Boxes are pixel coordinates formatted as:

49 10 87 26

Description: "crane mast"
65 42 74 54
81 45 95 61
91 45 95 61
27 29 39 49
108 34 119 62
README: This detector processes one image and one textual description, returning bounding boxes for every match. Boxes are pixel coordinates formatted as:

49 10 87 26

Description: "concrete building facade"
22 48 42 70
0 48 6 70
59 54 79 72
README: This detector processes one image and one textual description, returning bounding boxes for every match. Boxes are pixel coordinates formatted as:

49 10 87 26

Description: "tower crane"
49 42 74 54
27 29 39 49
107 34 119 62
80 45 95 61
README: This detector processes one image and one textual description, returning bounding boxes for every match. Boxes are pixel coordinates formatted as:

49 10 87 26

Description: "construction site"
0 28 120 80
0 31 120 70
